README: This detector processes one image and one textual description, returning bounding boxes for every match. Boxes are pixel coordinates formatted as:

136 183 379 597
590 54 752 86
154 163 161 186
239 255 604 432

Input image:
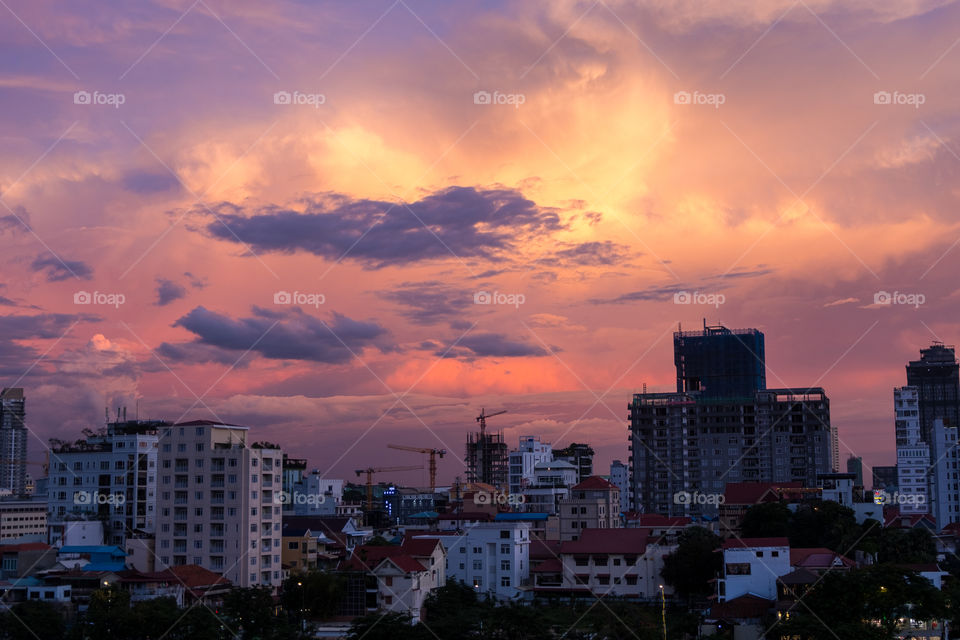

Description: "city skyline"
4 1 960 486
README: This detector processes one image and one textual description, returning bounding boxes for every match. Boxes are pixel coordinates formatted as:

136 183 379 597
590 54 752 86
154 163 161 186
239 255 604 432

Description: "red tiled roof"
531 558 562 573
940 521 960 534
401 537 442 558
710 594 774 620
572 476 618 491
723 482 802 505
721 537 789 550
380 555 426 573
562 528 648 555
530 539 561 560
0 543 50 552
896 563 942 573
790 548 854 569
882 507 936 528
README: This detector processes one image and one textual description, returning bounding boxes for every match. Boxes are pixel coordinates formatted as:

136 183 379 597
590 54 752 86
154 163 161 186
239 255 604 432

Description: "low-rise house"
558 477 621 541
717 537 791 602
0 542 56 579
531 528 674 601
121 565 232 607
54 545 127 572
719 483 802 538
624 514 695 543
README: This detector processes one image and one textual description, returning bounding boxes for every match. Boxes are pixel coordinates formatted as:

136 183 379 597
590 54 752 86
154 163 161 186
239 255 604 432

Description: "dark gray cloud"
155 278 187 306
591 284 691 304
200 186 565 269
439 332 549 359
543 240 630 266
0 296 15 307
162 306 391 363
706 267 774 280
30 255 93 282
121 170 181 194
0 312 98 377
378 281 473 326
0 205 28 234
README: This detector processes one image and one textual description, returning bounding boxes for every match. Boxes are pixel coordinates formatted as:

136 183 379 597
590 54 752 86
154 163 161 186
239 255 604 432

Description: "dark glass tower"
674 323 766 398
906 343 960 442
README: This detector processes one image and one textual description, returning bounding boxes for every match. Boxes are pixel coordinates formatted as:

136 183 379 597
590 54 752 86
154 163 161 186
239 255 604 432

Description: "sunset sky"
3 0 960 486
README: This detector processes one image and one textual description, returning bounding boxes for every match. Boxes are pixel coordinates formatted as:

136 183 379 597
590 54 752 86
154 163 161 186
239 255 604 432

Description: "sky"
3 0 960 487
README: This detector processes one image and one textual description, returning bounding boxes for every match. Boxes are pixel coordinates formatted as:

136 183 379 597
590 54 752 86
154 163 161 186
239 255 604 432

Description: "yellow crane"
386 445 446 492
354 465 422 511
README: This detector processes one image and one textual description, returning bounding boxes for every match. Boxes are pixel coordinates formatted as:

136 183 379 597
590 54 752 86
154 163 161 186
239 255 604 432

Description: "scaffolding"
465 430 508 491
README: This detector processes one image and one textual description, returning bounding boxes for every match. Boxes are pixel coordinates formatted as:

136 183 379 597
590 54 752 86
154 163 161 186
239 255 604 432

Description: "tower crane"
354 465 422 511
476 408 507 439
386 445 446 492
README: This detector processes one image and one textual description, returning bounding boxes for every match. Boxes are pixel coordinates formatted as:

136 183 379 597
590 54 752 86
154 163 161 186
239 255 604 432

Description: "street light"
297 580 305 631
659 584 666 640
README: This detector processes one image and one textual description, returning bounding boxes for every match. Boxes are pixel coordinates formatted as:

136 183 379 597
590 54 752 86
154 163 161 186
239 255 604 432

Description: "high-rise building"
609 460 629 506
894 386 929 515
508 436 552 494
554 443 594 484
628 324 835 516
906 343 960 442
0 388 28 496
48 418 163 546
871 465 898 493
845 455 864 487
155 421 284 590
929 418 960 528
674 322 765 398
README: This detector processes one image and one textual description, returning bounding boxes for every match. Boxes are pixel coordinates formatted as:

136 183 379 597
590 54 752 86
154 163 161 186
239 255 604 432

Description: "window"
384 576 393 587
726 563 751 575
500 560 510 571
500 544 509 554
473 560 482 570
500 530 510 539
500 576 511 587
756 551 763 558
771 551 779 557
383 595 393 605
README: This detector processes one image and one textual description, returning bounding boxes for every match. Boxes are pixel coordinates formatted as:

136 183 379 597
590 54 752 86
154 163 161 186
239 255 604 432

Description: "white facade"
292 475 343 516
48 422 160 546
508 436 553 495
717 539 791 602
609 460 629 508
155 422 284 590
895 386 930 515
0 498 47 541
417 522 531 601
930 418 960 529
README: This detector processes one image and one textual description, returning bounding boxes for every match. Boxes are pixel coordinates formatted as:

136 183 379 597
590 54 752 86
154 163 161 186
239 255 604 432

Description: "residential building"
121 565 231 608
383 486 439 524
717 537 791 602
930 418 960 529
718 482 802 538
295 474 343 516
629 324 835 516
508 436 552 495
872 465 898 493
559 476 621 541
818 473 882 524
674 321 765 397
895 386 930 515
47 419 163 546
531 528 674 600
0 388 27 496
281 456 307 517
519 460 577 515
0 542 56 578
338 537 446 623
846 455 864 487
623 513 694 544
609 460 629 508
416 521 531 601
906 342 960 443
155 420 284 590
0 498 47 541
554 443 594 484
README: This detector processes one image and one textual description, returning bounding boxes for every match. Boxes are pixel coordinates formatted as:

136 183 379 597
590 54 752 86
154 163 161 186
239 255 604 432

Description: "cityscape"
3 1 960 639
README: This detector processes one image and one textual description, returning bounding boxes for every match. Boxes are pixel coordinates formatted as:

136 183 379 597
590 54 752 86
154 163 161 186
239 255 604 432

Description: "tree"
876 527 936 564
788 501 860 551
346 612 428 640
85 586 134 639
660 526 722 601
223 586 285 639
740 502 791 538
0 601 66 640
282 570 345 621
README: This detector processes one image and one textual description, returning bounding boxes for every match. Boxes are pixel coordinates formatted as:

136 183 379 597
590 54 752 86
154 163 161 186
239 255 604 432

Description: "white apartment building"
930 418 960 529
155 421 284 590
508 436 553 495
519 460 577 514
417 521 531 601
48 420 162 546
895 386 930 515
293 475 343 516
717 537 791 602
609 460 629 507
0 498 47 541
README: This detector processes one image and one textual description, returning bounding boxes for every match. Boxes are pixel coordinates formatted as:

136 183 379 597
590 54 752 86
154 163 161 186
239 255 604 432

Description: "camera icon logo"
274 291 292 304
873 91 891 105
73 291 92 304
673 291 692 304
674 91 691 105
73 91 91 105
274 91 292 105
473 90 492 105
873 291 892 305
75 491 92 505
275 491 291 504
474 291 492 305
473 491 492 505
673 491 691 505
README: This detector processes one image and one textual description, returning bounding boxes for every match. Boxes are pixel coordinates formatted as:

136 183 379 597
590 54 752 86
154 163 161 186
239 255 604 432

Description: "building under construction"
465 409 509 491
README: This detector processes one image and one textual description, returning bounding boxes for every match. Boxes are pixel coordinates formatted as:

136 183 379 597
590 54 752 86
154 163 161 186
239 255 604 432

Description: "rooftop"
721 537 789 550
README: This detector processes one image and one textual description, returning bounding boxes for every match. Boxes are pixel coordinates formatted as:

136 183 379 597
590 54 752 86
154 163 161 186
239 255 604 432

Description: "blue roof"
409 511 439 519
494 513 549 522
59 546 126 557
82 562 127 572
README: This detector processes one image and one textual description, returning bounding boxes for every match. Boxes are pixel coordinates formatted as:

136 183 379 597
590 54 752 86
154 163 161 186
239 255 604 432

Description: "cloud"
543 240 630 266
378 281 473 326
527 313 586 331
163 305 391 363
824 297 859 307
0 205 28 234
120 170 181 194
30 255 93 282
439 332 549 359
591 284 690 304
200 186 565 269
155 278 187 306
